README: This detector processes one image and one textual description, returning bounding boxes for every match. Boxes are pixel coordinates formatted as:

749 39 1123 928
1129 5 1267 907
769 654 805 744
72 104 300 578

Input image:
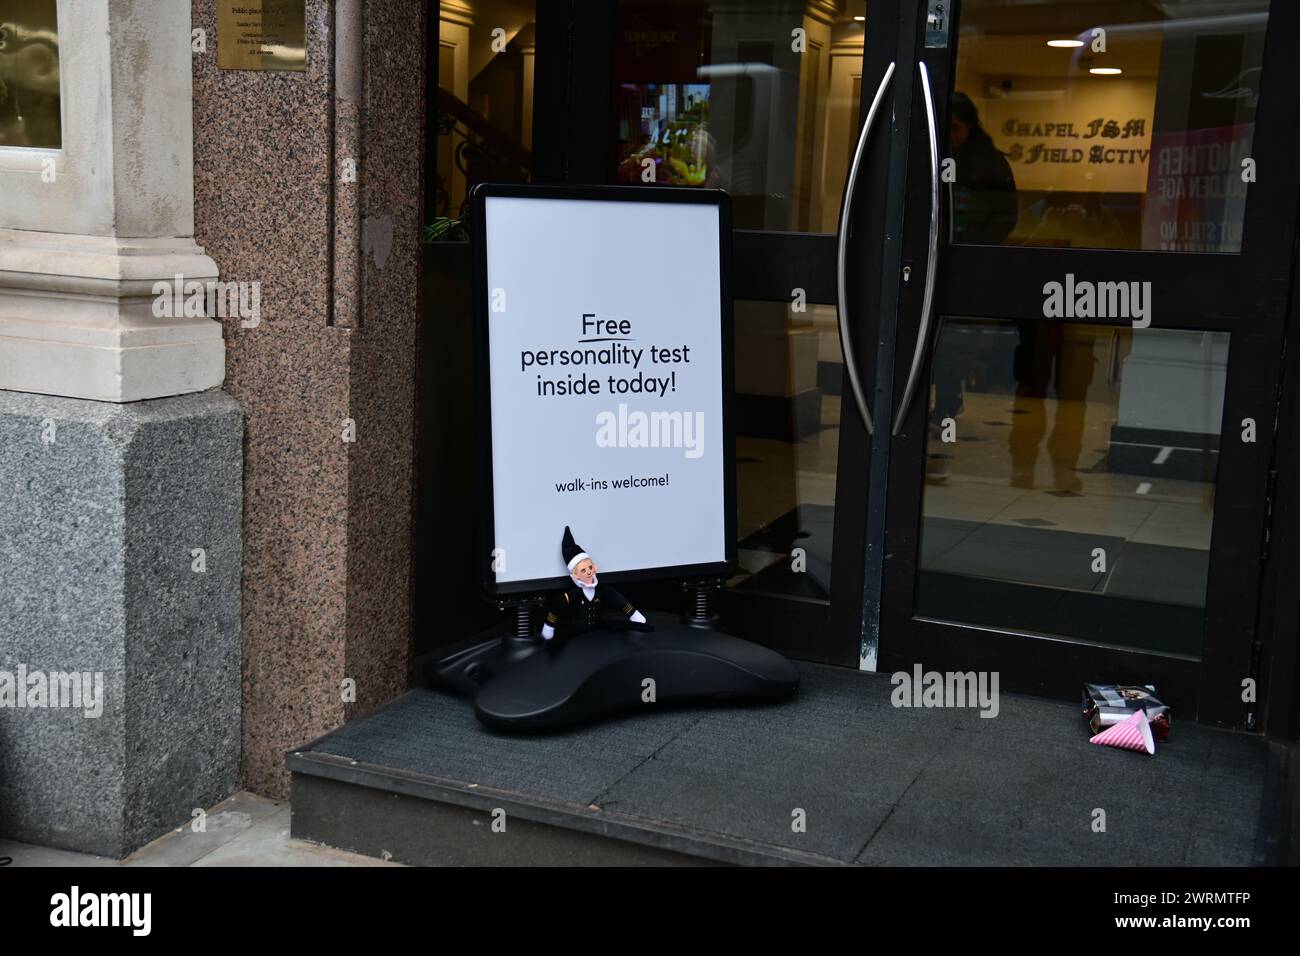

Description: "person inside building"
930 93 1020 434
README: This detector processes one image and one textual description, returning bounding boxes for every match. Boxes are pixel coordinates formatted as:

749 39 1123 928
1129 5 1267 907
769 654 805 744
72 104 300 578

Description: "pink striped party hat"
1089 706 1155 755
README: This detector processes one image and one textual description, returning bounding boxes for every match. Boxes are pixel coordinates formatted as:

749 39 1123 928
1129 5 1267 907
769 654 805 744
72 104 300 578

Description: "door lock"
902 265 912 285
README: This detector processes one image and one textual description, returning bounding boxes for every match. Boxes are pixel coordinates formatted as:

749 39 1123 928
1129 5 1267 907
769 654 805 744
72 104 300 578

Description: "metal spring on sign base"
683 581 718 626
694 587 711 619
513 605 534 639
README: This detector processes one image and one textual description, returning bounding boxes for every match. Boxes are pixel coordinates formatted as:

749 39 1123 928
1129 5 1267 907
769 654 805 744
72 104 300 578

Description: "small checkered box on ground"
1083 683 1171 742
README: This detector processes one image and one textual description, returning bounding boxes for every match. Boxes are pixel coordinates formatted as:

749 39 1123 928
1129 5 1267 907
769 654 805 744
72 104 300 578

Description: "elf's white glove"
541 624 555 640
630 610 646 624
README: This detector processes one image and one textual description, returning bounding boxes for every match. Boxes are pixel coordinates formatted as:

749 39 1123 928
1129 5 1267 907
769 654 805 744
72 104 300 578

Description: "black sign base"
425 612 799 733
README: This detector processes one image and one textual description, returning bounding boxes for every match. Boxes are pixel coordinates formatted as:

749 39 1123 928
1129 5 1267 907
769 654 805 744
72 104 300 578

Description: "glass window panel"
729 299 842 600
612 0 867 232
0 0 61 149
950 0 1267 252
917 318 1227 656
435 1 535 219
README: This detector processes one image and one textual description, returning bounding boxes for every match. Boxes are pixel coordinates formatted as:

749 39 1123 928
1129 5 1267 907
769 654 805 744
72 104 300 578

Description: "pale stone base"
0 230 226 402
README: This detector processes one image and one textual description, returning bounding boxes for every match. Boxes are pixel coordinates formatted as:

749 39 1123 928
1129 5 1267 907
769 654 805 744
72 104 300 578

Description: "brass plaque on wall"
217 0 306 72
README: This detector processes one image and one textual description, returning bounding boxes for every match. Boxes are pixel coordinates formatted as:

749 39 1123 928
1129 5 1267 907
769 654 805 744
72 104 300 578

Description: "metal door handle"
836 61 895 436
891 60 940 436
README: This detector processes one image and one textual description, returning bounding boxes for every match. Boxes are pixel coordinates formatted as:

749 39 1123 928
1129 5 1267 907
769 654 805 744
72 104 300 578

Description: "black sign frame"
469 181 737 600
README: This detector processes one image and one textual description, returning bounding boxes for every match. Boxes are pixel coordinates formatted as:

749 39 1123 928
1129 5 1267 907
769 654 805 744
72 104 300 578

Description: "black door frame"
873 0 1300 729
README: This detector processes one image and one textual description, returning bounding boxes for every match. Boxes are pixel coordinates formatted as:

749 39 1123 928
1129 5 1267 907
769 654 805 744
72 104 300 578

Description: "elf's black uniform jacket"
544 585 644 638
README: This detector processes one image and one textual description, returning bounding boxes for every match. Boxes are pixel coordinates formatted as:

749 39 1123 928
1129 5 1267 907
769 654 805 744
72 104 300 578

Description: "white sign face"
483 194 726 585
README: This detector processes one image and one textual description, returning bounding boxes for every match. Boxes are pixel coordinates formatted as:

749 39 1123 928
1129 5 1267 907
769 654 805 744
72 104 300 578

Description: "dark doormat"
290 662 1275 866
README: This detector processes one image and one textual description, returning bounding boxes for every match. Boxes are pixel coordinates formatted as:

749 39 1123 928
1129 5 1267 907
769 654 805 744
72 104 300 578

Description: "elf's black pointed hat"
562 526 590 571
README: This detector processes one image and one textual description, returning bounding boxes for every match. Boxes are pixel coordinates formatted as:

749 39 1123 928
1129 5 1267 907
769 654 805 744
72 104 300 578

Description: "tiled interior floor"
730 377 1215 601
922 391 1214 549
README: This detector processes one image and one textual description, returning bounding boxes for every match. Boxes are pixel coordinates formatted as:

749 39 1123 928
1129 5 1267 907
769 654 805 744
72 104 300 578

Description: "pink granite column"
191 0 423 798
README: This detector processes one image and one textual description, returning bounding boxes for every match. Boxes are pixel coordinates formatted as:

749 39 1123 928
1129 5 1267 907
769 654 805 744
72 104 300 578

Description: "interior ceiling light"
1047 39 1085 47
1089 67 1123 75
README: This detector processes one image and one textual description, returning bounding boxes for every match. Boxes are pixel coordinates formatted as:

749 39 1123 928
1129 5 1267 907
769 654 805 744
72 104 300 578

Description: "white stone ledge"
0 231 226 403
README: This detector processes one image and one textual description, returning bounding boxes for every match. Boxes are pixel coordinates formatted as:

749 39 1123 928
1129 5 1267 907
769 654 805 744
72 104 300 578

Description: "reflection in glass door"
945 0 1268 253
732 299 844 603
917 319 1226 655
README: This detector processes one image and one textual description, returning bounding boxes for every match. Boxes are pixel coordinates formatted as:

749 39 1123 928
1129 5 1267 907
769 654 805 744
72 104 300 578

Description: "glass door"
573 0 904 665
875 0 1300 725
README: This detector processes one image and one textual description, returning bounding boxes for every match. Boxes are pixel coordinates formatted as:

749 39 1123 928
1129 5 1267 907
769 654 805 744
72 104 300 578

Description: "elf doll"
541 526 652 641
